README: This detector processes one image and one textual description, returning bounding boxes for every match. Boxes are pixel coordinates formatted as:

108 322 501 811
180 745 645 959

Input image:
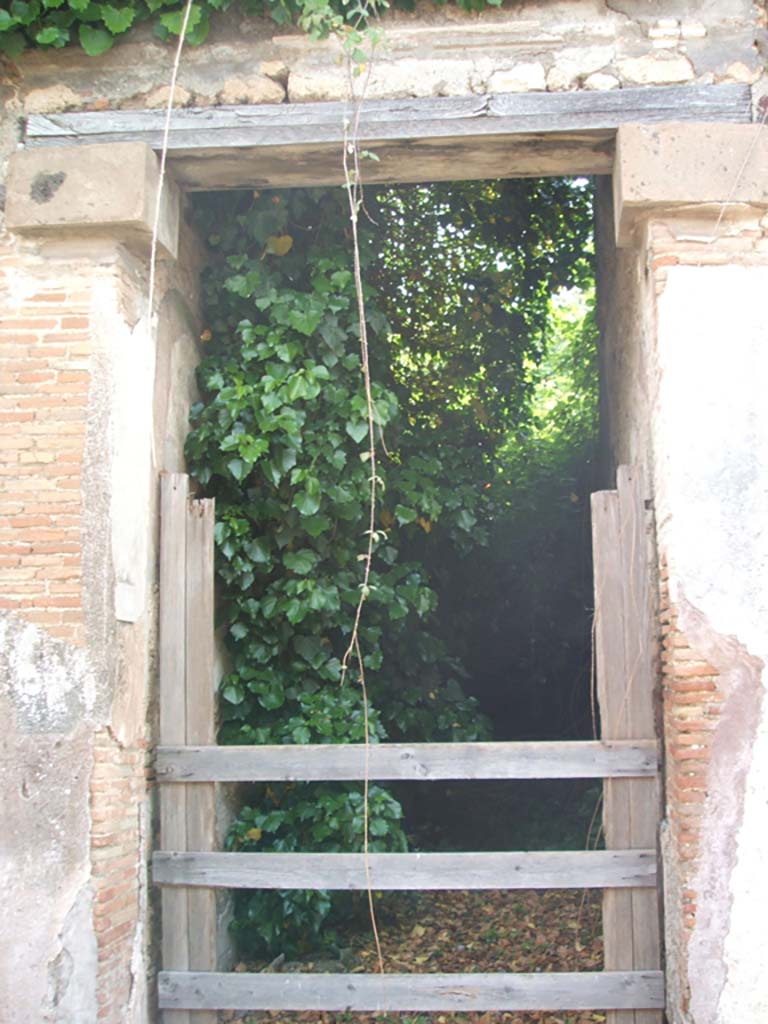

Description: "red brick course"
90 730 150 1023
0 250 91 644
658 555 725 1000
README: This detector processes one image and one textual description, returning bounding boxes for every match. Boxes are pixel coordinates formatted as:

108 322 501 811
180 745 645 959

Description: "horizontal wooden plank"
152 850 656 890
158 969 666 1011
25 85 750 150
155 740 658 782
156 133 614 188
22 85 750 189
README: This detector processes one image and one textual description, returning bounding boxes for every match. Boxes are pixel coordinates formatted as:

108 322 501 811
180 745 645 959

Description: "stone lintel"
6 141 180 260
613 123 768 247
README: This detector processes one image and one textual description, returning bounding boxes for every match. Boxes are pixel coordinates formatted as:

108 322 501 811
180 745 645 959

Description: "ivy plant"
187 175 594 955
187 187 491 956
1 0 502 59
225 783 406 955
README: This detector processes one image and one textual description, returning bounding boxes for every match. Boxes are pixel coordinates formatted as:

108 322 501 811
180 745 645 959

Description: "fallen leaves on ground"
228 888 604 1024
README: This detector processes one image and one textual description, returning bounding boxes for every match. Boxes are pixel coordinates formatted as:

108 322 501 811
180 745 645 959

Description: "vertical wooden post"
159 475 217 1024
159 474 190 1024
591 465 662 1024
184 497 218 1024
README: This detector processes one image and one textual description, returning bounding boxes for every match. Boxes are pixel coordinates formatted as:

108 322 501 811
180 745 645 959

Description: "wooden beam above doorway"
23 84 751 190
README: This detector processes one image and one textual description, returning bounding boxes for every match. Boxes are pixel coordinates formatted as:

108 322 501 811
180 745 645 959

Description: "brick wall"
0 236 152 1022
659 555 725 1007
0 240 91 645
90 730 150 1023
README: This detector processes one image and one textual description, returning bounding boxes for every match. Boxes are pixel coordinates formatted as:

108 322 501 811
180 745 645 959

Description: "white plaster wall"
654 264 768 1023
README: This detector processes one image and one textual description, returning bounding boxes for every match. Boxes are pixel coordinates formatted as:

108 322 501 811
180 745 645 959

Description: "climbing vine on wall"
0 0 502 58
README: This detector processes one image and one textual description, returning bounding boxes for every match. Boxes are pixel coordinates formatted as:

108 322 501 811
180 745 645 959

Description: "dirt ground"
227 888 604 1024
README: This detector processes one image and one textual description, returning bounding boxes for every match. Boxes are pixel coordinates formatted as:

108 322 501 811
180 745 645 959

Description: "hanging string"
339 39 386 976
146 0 196 336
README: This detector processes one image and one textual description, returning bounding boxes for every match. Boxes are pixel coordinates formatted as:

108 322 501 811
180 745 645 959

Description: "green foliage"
188 176 594 956
373 179 593 441
188 186 493 956
431 286 600 741
188 189 488 753
363 180 597 747
1 0 511 57
225 783 406 955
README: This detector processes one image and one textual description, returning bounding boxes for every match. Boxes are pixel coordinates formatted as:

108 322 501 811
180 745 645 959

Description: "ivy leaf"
160 1 202 35
258 685 285 711
291 725 311 744
289 307 324 337
0 31 25 56
35 25 68 45
10 0 37 24
330 269 352 290
456 509 477 532
284 549 318 575
294 635 326 666
185 7 209 44
240 436 269 463
303 514 331 538
284 597 306 624
78 23 113 54
245 538 271 564
100 4 136 33
293 491 321 517
276 447 298 473
394 504 418 525
222 683 244 705
265 234 294 257
345 420 368 444
227 458 249 482
285 373 310 402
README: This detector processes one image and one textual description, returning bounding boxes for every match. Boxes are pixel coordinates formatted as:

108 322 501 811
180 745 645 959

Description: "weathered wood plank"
591 467 661 1024
183 497 217 1023
25 85 750 149
616 467 662 1024
592 484 636 1024
161 134 614 189
22 85 751 188
158 473 191 1024
155 740 658 783
152 850 656 891
158 970 666 1012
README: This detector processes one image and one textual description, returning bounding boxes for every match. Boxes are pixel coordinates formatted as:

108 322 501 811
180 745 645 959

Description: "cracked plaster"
654 263 768 1024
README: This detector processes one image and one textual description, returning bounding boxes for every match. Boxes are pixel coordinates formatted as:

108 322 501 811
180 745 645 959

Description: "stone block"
217 75 286 105
6 142 180 260
584 72 620 90
618 53 694 84
487 62 547 93
613 123 768 246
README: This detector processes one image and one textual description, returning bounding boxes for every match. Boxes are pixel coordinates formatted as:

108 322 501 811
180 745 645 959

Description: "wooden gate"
154 466 663 1020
